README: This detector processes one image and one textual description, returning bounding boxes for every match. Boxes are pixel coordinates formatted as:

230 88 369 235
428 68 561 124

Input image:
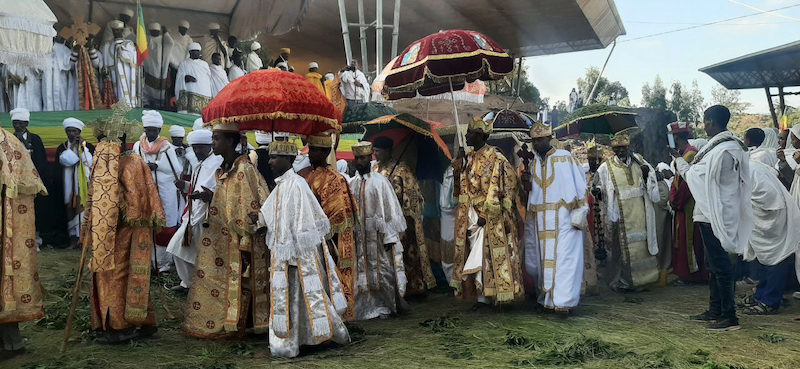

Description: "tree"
710 85 751 115
669 80 705 122
576 66 631 106
486 66 542 106
641 75 668 110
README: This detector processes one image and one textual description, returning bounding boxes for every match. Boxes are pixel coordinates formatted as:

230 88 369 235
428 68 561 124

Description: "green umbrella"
554 104 637 138
341 102 398 133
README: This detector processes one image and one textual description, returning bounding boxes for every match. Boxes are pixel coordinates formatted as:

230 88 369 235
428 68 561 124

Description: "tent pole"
337 0 353 63
357 0 369 75
88 0 94 23
766 87 778 128
376 0 384 75
588 40 616 104
391 0 402 58
778 86 786 113
449 77 463 149
514 57 523 98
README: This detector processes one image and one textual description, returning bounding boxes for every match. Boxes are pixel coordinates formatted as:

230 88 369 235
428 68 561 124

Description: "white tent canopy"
44 0 310 41
0 0 57 69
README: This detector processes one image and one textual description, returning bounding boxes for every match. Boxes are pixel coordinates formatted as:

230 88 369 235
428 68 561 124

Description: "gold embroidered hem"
178 91 212 115
0 194 45 324
450 145 524 303
183 156 270 339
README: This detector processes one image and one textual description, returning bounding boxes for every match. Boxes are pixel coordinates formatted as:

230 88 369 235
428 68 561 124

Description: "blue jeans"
754 256 794 309
697 222 737 319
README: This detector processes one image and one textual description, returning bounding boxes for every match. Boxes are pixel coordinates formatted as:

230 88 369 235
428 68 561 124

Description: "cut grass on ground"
9 249 800 369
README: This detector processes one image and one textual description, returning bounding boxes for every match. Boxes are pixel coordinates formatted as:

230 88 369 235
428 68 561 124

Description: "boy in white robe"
672 105 753 332
175 43 212 115
43 37 77 111
209 53 229 97
229 52 246 82
523 120 588 313
258 140 350 358
740 161 800 315
167 130 223 292
132 111 184 273
349 142 408 320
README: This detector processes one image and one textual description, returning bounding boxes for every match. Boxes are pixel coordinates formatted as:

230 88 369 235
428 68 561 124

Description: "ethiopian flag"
136 3 148 66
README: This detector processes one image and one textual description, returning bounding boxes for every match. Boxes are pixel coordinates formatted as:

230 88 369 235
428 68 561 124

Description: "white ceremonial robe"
171 33 194 63
143 33 178 107
675 131 753 255
175 59 212 115
439 166 457 281
244 52 263 73
59 142 92 237
203 35 231 69
596 153 661 290
43 42 77 111
167 154 223 288
98 39 138 107
228 65 246 82
210 64 228 97
750 147 778 168
525 149 588 309
745 161 800 267
349 171 408 320
3 65 43 111
259 170 350 358
101 22 135 44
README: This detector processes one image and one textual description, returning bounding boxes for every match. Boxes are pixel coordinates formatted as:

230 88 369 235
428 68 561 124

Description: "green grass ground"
9 249 800 369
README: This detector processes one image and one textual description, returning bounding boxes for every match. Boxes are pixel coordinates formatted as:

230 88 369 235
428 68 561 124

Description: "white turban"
255 131 272 145
63 118 84 131
325 73 335 81
110 20 124 30
209 22 220 30
10 108 30 122
169 125 186 138
187 129 212 145
193 118 206 131
309 62 319 69
336 159 348 174
251 41 261 51
188 42 202 51
142 110 164 128
656 162 672 173
276 62 288 70
148 22 161 31
121 8 134 17
179 20 190 29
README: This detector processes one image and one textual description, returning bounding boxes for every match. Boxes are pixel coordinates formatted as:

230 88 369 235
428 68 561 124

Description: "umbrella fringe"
385 59 511 95
208 112 340 132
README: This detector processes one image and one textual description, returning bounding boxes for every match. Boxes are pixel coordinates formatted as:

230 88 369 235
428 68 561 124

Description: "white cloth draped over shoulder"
175 59 212 102
202 35 230 69
675 131 753 255
228 65 246 82
245 52 263 73
132 139 184 227
596 154 661 255
525 149 588 309
171 33 194 63
59 141 92 237
43 42 77 111
750 128 779 167
167 154 223 265
143 33 178 105
98 39 138 107
745 161 800 266
209 64 228 97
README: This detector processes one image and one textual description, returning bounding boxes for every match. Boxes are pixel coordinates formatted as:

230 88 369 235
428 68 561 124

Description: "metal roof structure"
700 40 800 90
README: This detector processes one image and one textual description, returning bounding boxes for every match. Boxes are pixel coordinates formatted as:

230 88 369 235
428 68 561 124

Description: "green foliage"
758 333 785 343
419 315 460 332
577 66 631 106
710 85 752 115
641 75 668 110
533 335 632 365
669 80 705 123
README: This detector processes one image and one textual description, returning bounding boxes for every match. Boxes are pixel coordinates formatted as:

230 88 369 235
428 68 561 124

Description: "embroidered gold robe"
451 145 524 303
299 166 358 321
374 160 436 295
0 130 47 325
84 142 166 331
183 156 270 339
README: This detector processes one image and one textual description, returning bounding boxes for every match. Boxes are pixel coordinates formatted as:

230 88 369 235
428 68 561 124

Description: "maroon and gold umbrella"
383 30 514 147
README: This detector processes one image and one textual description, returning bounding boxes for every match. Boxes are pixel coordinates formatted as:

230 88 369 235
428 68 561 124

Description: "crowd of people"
0 8 371 116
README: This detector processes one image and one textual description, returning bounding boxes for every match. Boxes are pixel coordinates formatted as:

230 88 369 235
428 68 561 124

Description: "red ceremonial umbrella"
382 30 514 147
202 69 341 135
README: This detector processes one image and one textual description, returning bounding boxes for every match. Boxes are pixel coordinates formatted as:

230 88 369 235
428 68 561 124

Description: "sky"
525 0 800 114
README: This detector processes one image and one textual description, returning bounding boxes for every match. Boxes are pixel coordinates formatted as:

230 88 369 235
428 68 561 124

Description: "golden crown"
269 141 298 156
307 133 333 148
529 120 552 138
610 134 630 147
352 141 373 157
467 116 493 134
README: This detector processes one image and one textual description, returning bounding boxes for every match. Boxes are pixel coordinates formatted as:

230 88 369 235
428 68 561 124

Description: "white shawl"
175 58 212 99
209 64 228 97
349 171 407 236
745 161 800 266
678 131 753 255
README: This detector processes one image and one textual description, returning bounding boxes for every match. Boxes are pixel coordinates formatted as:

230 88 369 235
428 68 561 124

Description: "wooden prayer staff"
61 239 90 353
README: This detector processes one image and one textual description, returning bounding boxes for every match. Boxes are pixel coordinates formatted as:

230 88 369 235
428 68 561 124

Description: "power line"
620 3 800 43
727 0 800 22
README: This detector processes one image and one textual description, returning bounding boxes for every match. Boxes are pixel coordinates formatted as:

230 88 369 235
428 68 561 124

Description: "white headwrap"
109 20 124 30
325 73 334 81
169 125 186 138
187 129 213 145
10 108 30 122
251 41 261 51
309 62 319 69
761 128 779 150
63 118 84 131
209 22 220 30
192 118 206 131
255 131 272 145
188 42 202 51
336 159 348 174
276 62 288 70
121 8 134 17
148 22 161 31
179 20 190 29
142 110 164 128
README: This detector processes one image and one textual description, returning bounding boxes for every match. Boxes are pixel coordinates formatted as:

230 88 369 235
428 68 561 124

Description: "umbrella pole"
449 77 464 149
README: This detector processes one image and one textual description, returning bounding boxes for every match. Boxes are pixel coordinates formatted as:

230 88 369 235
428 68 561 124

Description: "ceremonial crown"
352 141 373 157
468 116 493 134
211 122 239 133
269 140 298 156
610 134 630 147
529 119 552 138
307 133 333 148
667 121 691 134
90 102 141 140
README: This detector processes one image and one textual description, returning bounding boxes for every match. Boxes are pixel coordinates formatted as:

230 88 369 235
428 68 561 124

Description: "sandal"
742 301 778 315
737 295 757 308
